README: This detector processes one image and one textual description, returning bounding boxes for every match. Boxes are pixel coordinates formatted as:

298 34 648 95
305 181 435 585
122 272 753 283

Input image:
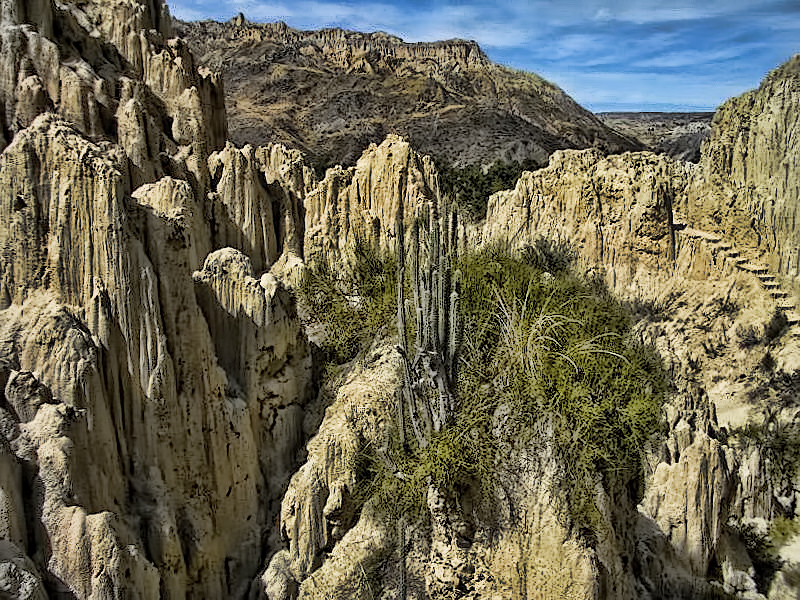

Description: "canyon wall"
1 0 799 597
684 55 800 288
178 16 640 169
0 1 322 597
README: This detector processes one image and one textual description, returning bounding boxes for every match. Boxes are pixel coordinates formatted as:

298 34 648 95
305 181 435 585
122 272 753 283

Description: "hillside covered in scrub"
1 1 800 599
175 15 640 173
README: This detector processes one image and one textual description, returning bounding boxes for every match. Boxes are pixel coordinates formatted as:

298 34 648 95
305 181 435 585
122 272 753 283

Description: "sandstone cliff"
472 74 800 595
304 135 439 262
176 16 640 171
261 340 647 600
685 55 800 289
2 0 800 598
0 1 323 597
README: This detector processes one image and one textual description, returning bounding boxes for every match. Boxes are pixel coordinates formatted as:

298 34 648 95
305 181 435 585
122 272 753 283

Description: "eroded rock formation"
2 0 800 597
303 135 439 262
685 55 800 287
0 1 318 597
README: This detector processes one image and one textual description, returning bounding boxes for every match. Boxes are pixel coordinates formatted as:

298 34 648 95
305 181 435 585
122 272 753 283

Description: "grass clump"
455 244 667 533
299 234 397 364
364 243 667 535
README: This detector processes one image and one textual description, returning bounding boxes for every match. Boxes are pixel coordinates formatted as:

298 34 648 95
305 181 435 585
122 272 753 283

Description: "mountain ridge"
176 15 641 171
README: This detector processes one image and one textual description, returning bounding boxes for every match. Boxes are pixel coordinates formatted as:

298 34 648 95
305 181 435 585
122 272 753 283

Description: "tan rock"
642 431 733 576
0 112 313 598
304 135 439 262
482 149 696 297
686 55 800 286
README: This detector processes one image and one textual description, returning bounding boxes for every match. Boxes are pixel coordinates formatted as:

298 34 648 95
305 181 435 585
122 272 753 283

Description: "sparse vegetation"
304 225 667 541
298 234 397 364
727 414 800 498
770 516 800 549
739 521 784 592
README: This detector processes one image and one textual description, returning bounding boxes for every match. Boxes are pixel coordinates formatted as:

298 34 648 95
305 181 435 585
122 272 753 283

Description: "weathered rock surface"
481 149 696 297
261 342 618 600
0 113 315 598
303 135 440 262
177 16 640 171
2 1 800 597
0 0 226 159
685 55 800 287
0 1 319 598
473 59 800 596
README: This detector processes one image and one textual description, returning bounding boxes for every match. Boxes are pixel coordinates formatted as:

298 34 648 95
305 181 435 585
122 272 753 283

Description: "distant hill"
176 15 641 172
598 112 714 162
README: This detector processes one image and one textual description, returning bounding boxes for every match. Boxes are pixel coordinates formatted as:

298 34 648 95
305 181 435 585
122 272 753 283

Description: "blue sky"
168 0 800 112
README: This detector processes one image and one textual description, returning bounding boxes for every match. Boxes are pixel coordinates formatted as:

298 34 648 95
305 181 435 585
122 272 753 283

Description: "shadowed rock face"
176 17 641 171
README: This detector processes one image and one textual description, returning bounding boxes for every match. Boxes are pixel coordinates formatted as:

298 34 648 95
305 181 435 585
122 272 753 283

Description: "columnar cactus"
397 197 462 445
410 221 422 350
448 269 463 381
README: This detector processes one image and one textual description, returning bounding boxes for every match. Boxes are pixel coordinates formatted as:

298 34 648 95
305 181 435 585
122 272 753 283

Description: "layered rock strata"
177 16 640 170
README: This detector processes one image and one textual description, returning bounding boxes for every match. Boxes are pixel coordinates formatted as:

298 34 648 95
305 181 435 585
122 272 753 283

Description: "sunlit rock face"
1 0 800 597
0 1 316 597
303 135 440 263
685 55 800 286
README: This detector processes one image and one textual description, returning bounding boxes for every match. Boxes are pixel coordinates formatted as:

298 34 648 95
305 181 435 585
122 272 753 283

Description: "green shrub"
770 516 800 549
455 244 667 533
298 234 397 363
436 158 541 220
739 521 783 592
365 243 666 535
729 415 800 489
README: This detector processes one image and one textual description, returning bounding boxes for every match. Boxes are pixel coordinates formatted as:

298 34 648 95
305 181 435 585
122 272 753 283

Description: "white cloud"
632 44 763 68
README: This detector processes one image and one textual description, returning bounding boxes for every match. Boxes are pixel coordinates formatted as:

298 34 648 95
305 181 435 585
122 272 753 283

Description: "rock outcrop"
263 340 400 599
472 59 800 596
261 342 644 600
303 135 439 262
0 1 319 598
480 149 696 297
0 113 314 598
2 1 800 598
685 55 800 287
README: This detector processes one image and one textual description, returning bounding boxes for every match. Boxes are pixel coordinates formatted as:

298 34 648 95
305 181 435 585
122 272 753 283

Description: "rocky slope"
270 57 800 599
684 55 800 291
1 0 800 598
175 15 640 171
